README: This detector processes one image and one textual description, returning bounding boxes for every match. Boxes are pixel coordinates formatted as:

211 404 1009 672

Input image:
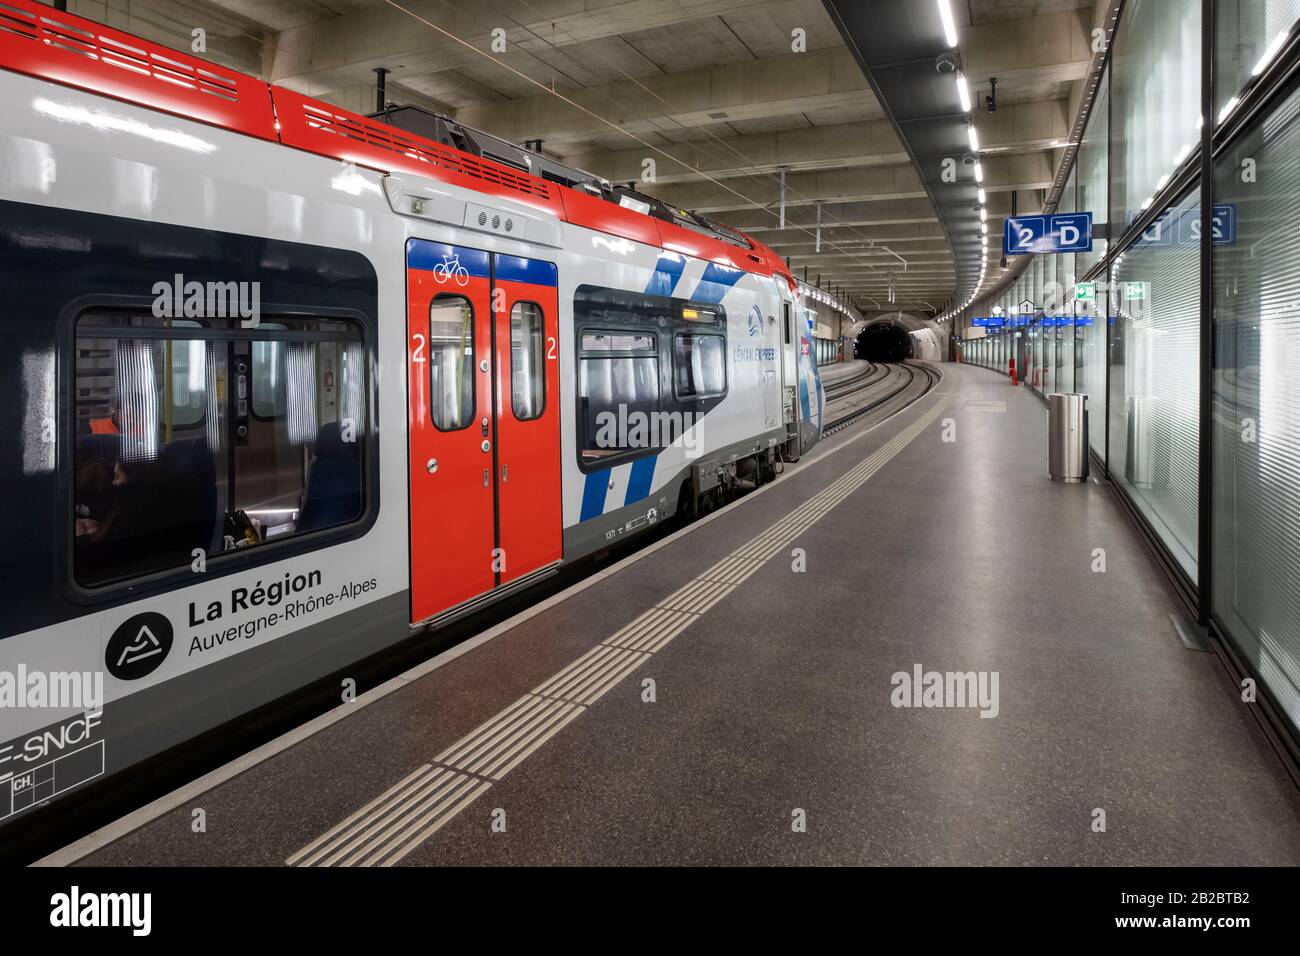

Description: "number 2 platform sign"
1003 213 1093 256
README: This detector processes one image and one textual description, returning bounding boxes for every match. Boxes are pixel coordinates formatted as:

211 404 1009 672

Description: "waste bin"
1048 393 1089 483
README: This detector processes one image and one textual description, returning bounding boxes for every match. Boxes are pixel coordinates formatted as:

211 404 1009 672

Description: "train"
0 0 825 836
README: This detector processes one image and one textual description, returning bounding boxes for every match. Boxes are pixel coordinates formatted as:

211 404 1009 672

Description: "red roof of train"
0 0 794 287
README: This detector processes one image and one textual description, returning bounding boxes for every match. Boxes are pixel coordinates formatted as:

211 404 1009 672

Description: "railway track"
822 361 940 436
822 362 888 401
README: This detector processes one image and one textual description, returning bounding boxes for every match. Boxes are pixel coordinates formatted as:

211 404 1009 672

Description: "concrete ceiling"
67 0 1108 314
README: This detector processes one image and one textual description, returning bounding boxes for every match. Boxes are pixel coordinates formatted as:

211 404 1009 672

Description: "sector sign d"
1003 213 1093 255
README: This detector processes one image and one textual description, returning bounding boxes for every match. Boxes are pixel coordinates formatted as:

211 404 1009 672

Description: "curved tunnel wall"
855 322 915 363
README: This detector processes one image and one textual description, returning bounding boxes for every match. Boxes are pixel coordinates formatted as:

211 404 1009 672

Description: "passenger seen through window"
72 313 368 587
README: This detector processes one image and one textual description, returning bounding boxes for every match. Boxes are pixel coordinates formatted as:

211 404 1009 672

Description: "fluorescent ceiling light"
957 74 971 112
1217 95 1239 123
978 188 986 203
937 0 958 47
968 125 980 151
974 162 984 182
979 206 986 221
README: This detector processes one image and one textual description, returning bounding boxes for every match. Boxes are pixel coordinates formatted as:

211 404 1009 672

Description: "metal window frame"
507 300 548 423
427 293 478 434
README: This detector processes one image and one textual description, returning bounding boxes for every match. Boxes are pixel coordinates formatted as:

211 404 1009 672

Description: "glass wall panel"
1110 0 1202 236
1027 324 1037 395
1215 1 1300 118
1059 169 1077 393
1030 258 1042 394
1043 254 1057 395
1109 187 1201 576
1040 250 1051 306
1212 77 1300 734
1080 292 1108 458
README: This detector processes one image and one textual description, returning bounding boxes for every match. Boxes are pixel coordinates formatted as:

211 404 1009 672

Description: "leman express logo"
105 612 173 681
747 305 763 338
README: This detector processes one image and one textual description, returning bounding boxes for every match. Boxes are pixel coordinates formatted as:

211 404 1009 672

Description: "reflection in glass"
1213 80 1300 733
1109 190 1201 575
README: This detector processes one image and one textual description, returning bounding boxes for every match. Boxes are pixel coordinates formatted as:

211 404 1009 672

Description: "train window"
72 313 368 588
429 296 475 431
250 323 288 418
577 331 660 467
509 302 545 421
673 333 726 399
166 321 208 428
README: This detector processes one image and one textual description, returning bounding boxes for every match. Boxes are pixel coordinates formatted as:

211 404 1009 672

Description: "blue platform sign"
1132 203 1237 247
1003 212 1093 255
1184 203 1237 245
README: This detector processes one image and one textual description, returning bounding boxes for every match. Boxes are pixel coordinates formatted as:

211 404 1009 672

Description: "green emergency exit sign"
1075 282 1096 302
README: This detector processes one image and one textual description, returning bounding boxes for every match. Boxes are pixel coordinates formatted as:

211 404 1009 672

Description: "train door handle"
501 464 508 482
483 468 490 488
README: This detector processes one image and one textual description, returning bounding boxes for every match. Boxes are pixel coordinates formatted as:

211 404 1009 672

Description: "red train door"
492 255 562 585
407 240 562 623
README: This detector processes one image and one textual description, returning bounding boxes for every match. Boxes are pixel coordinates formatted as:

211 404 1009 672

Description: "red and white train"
0 0 824 835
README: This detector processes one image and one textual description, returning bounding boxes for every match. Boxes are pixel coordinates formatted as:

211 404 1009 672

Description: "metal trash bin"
1048 393 1089 483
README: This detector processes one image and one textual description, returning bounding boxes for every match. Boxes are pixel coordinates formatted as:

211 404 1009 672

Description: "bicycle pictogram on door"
432 252 470 286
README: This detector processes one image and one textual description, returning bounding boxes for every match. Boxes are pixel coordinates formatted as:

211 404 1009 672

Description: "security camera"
935 51 959 74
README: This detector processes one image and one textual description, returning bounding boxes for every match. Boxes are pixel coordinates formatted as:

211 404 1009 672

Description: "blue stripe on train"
692 262 744 304
580 468 612 521
624 455 656 505
644 252 687 297
406 240 491 278
496 255 557 286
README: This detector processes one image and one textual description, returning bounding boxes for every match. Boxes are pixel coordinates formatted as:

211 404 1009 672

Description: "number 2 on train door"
406 239 562 623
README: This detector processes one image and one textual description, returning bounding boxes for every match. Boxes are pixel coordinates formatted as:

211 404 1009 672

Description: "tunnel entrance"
855 322 913 363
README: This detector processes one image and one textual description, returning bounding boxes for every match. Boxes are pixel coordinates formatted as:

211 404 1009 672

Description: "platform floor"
50 364 1300 866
